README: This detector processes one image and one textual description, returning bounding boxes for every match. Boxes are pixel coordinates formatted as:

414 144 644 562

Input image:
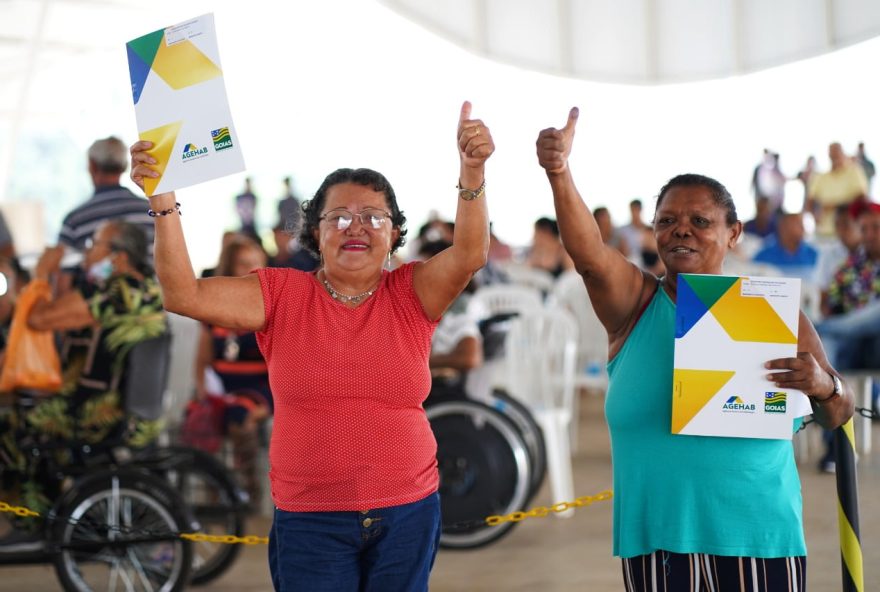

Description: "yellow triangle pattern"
139 121 182 197
153 38 222 90
672 369 735 433
710 278 798 344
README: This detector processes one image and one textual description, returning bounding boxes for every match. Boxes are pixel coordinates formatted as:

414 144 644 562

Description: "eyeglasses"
84 238 119 251
319 208 391 231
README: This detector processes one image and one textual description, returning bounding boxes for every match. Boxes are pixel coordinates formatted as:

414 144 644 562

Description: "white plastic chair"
466 284 543 318
505 308 579 517
548 271 609 453
466 284 544 399
498 263 556 294
548 271 609 393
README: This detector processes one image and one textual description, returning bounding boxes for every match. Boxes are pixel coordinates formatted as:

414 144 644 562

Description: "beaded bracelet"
148 202 182 217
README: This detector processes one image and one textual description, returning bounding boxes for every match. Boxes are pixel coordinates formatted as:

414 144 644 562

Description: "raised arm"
413 101 492 320
536 108 648 337
130 142 265 331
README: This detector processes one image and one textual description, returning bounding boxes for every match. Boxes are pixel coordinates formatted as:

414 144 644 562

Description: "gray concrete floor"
3 394 878 591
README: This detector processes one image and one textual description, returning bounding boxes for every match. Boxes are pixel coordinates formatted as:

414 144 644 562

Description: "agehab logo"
764 392 787 413
722 396 756 413
182 142 209 162
211 127 233 151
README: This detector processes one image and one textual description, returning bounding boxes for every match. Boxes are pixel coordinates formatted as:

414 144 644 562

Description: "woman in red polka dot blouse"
130 101 494 591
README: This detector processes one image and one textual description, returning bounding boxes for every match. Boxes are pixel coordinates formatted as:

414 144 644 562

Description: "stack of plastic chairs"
466 284 543 401
504 308 579 517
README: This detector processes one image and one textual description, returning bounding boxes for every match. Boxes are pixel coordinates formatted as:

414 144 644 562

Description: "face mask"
87 256 114 283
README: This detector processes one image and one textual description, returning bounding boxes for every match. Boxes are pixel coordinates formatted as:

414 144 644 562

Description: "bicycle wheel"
490 389 547 499
138 446 247 586
52 468 192 592
427 400 531 549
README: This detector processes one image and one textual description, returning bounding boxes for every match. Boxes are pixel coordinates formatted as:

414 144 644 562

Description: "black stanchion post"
834 419 863 592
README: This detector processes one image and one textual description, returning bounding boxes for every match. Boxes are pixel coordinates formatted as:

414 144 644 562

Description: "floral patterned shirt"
827 248 880 315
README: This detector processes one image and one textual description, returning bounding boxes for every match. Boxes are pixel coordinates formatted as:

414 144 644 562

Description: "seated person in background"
193 234 271 503
0 221 166 518
818 202 880 371
743 196 778 239
638 226 665 277
593 206 630 258
753 212 819 282
817 205 863 306
269 222 319 271
526 217 574 278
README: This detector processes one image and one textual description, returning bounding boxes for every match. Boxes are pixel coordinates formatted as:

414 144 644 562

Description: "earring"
385 251 392 270
319 251 324 269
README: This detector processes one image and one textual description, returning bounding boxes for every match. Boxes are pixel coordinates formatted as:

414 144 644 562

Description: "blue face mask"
87 256 114 283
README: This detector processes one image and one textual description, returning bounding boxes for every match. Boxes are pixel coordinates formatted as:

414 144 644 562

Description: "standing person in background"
856 142 876 192
743 196 778 239
807 142 868 237
752 149 787 213
796 155 817 211
235 177 260 244
619 199 648 258
130 101 493 591
536 106 852 591
277 176 301 231
58 137 154 292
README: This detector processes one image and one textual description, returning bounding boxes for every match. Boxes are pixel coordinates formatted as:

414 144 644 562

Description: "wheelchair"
0 333 249 590
426 313 547 549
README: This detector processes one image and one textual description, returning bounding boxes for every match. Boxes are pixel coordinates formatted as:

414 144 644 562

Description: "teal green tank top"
605 286 806 558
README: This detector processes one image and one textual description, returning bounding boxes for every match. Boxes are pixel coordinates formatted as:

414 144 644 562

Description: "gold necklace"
320 271 378 303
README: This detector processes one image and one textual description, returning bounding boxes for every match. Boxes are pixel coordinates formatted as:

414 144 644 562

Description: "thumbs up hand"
536 107 579 175
457 101 495 171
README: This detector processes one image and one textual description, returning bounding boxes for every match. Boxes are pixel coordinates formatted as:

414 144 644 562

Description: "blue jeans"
268 493 441 592
816 301 880 371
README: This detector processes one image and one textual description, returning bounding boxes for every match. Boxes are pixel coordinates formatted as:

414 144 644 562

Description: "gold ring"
473 126 480 136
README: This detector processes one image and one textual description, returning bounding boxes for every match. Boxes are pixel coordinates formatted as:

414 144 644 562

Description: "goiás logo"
211 127 233 151
181 142 209 162
764 391 787 413
721 396 756 413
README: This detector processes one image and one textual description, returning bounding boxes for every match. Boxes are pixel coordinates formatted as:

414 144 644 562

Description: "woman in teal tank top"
536 108 854 591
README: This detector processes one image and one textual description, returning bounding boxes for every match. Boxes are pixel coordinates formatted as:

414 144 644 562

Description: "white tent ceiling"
380 0 880 84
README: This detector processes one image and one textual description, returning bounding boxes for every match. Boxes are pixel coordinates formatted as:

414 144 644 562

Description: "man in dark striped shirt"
59 136 155 252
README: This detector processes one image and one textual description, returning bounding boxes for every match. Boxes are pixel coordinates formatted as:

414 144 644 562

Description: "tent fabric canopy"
380 0 880 85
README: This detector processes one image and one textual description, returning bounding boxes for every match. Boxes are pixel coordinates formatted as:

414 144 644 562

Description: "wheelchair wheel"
427 400 531 549
52 468 192 592
138 446 247 586
491 389 547 499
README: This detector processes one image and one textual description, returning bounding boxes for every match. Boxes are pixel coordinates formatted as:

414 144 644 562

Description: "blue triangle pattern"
675 275 710 338
127 43 151 105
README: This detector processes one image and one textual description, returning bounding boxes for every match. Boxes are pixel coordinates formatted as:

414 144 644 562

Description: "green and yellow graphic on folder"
127 14 244 196
672 274 811 440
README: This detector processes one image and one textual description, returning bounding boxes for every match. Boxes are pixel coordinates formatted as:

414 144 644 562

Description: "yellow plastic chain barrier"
5 488 613 544
0 501 41 518
485 490 613 526
180 533 269 545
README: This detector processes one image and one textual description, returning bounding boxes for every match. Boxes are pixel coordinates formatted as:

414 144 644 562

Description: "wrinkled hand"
34 245 65 280
457 101 494 170
129 140 160 192
765 352 834 400
536 107 579 175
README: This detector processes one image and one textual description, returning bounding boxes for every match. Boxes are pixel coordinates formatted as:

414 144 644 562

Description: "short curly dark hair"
654 173 738 226
298 168 408 257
